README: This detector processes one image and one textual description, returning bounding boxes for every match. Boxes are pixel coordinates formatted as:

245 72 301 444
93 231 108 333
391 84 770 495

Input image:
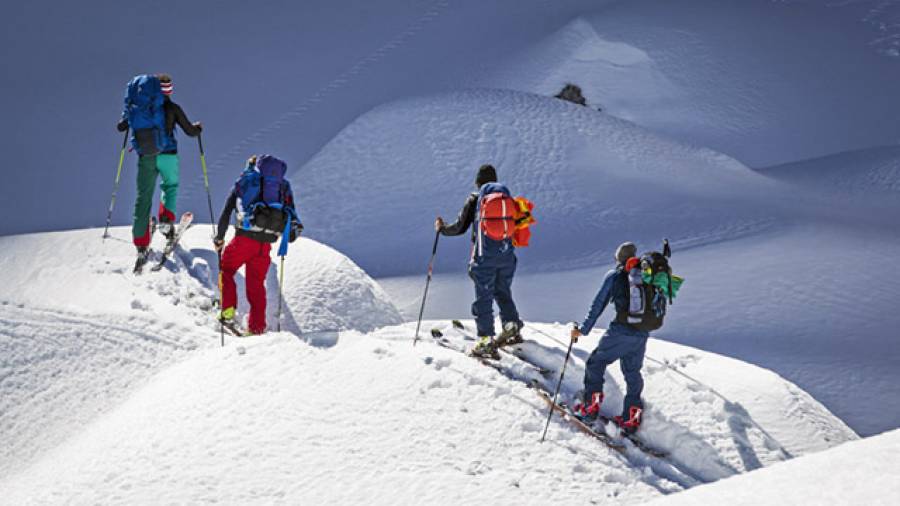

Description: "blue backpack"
123 74 165 155
234 155 298 256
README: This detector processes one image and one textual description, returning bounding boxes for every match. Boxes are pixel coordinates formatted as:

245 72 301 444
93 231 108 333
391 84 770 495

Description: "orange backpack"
479 192 517 241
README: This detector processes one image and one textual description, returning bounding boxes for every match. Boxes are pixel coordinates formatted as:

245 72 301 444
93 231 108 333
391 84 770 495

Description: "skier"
117 73 202 263
569 242 650 433
434 164 524 359
213 155 302 335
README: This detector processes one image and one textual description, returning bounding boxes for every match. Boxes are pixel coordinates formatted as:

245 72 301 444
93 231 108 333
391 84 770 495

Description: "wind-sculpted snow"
0 321 855 504
760 145 900 196
295 88 779 277
0 227 401 479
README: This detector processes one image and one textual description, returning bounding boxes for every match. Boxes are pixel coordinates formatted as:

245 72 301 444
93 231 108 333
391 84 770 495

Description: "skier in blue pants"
570 242 647 433
435 164 523 359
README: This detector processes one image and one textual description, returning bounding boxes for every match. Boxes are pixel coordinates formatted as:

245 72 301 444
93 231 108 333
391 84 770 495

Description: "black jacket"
440 192 478 243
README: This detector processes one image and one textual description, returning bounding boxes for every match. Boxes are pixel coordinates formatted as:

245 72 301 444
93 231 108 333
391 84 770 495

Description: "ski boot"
219 307 245 336
133 246 151 274
494 321 523 347
470 336 500 360
613 406 643 434
573 392 604 422
158 218 176 248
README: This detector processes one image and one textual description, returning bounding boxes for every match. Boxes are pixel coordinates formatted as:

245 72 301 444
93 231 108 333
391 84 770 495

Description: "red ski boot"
574 392 604 422
613 406 643 434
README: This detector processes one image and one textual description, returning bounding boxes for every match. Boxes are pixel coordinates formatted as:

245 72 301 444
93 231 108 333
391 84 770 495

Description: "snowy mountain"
0 228 856 502
3 0 900 502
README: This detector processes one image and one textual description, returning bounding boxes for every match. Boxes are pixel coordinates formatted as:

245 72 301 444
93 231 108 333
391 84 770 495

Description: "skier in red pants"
214 155 302 335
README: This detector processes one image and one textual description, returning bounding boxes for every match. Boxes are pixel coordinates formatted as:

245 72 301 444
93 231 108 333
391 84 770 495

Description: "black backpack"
616 241 673 332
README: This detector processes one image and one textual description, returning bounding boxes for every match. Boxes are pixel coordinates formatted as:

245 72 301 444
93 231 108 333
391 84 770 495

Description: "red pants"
220 235 272 334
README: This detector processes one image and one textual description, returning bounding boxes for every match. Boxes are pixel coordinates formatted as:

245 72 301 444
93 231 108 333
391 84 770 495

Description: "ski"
151 212 194 272
430 328 551 378
534 388 626 453
592 413 668 458
220 319 246 337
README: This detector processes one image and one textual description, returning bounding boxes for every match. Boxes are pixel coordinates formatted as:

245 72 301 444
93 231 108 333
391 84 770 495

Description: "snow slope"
295 88 780 277
479 0 900 167
0 321 855 504
648 428 900 506
759 145 900 196
0 226 400 478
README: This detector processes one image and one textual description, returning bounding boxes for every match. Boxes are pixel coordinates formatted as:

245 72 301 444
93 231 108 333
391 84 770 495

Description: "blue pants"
583 323 648 418
468 253 521 337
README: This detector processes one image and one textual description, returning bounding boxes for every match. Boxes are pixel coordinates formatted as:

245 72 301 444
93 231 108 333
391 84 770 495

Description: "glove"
213 238 225 253
192 121 203 132
289 222 303 243
116 119 129 132
434 217 444 232
570 326 582 343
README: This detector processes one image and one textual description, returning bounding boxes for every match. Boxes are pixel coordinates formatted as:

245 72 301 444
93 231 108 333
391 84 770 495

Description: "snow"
294 84 899 435
479 0 900 167
2 0 899 501
0 317 855 504
294 88 778 278
760 145 900 196
647 428 900 506
0 226 400 478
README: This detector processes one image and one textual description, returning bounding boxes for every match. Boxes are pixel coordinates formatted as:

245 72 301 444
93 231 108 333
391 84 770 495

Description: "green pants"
132 154 179 247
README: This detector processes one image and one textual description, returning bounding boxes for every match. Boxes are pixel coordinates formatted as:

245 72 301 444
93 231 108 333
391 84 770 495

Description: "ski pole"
412 230 440 346
197 134 216 238
102 128 130 239
277 255 285 332
541 324 577 443
218 252 224 347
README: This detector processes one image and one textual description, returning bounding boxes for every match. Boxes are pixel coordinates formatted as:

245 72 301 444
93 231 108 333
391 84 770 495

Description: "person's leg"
219 236 254 318
244 241 272 334
132 155 159 248
620 336 648 420
155 154 179 227
493 253 521 329
468 258 498 337
583 330 630 402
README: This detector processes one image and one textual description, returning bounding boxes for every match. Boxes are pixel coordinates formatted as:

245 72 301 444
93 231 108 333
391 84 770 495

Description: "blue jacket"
579 267 649 338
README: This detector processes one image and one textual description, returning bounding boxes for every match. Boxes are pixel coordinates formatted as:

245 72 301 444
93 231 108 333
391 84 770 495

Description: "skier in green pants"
117 74 202 258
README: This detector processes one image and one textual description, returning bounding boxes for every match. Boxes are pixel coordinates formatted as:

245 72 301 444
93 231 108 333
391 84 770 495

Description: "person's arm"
439 193 477 236
283 181 304 242
171 102 202 137
578 269 620 335
215 190 237 242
